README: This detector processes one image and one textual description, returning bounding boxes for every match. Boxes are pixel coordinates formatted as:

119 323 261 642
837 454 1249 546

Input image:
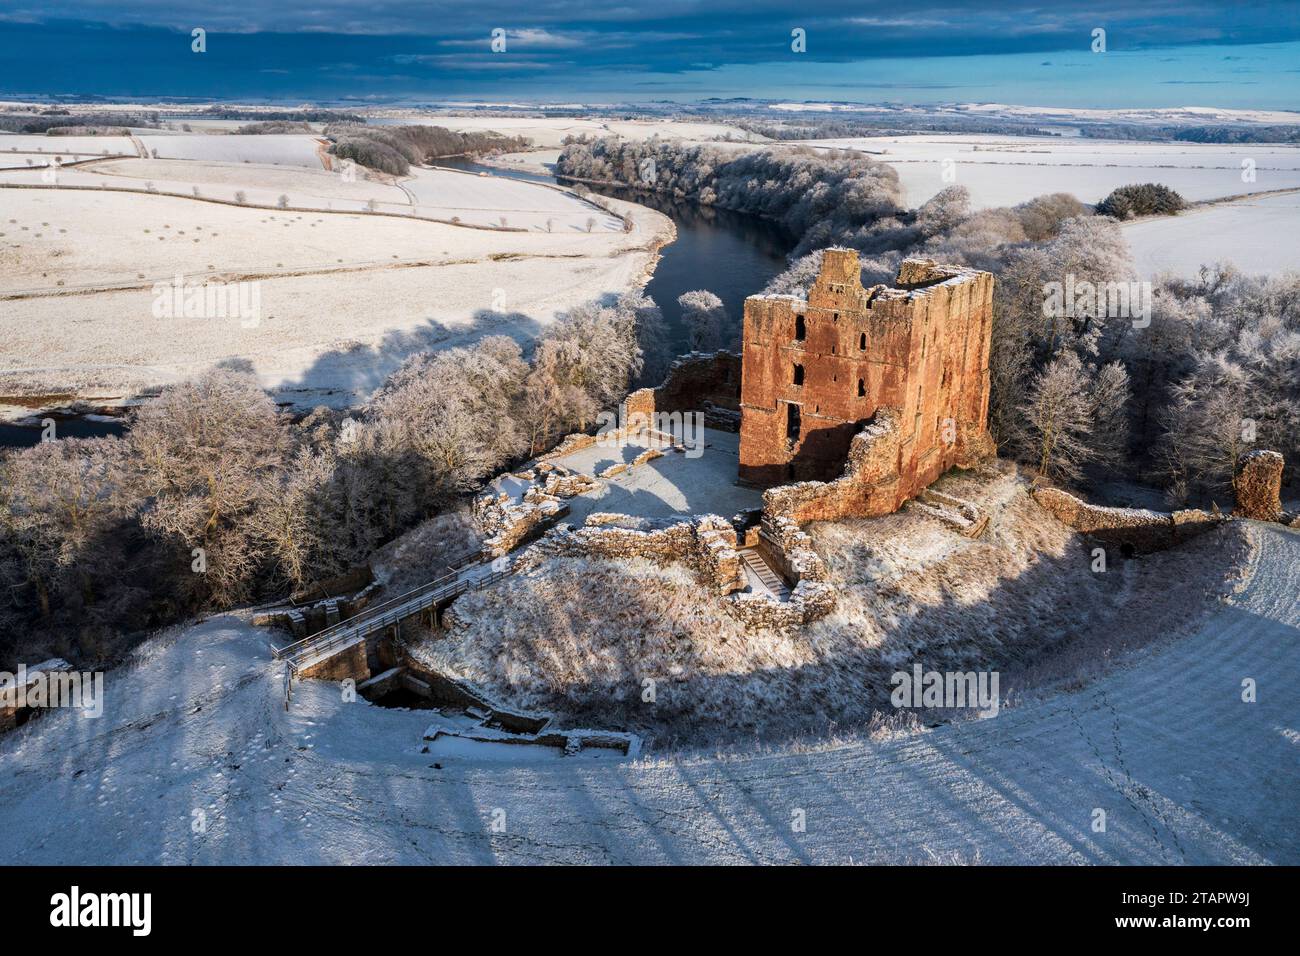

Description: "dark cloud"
0 3 1297 101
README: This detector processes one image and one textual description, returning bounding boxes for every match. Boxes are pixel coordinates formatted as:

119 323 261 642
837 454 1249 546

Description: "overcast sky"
2 2 1297 107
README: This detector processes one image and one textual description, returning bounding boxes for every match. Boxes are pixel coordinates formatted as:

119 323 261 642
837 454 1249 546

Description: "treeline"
325 124 531 176
0 294 663 667
235 121 315 135
556 136 904 255
1079 123 1300 144
763 184 1300 500
0 112 160 133
733 117 1056 140
197 107 364 123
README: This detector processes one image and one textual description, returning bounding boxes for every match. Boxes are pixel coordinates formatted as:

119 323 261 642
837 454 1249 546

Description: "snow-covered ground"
0 520 1293 864
0 186 669 408
0 134 136 162
795 134 1300 208
551 429 764 524
0 156 619 231
405 166 622 232
1124 190 1300 279
88 158 410 206
137 134 327 167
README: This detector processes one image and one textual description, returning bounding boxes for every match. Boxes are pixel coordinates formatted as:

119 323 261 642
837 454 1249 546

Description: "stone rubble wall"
513 510 836 627
726 579 837 631
536 431 599 463
1031 486 1224 553
473 468 578 559
761 408 905 526
516 514 746 597
1234 450 1285 522
624 350 743 432
253 581 381 637
758 513 830 583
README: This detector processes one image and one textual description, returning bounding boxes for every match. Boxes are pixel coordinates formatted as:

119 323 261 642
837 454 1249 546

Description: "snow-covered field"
797 134 1300 208
0 520 1293 864
137 133 327 167
0 187 669 406
406 167 622 231
88 158 409 206
0 155 623 230
1124 190 1300 279
0 134 136 162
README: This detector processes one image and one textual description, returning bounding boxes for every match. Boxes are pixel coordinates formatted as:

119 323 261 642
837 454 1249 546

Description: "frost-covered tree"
0 437 133 620
1022 351 1096 483
368 336 529 502
129 369 289 607
915 185 971 237
1021 349 1132 485
622 292 672 387
556 137 904 254
677 289 730 352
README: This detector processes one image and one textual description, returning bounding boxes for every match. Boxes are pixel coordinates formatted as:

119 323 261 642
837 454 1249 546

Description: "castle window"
794 314 806 341
786 403 801 442
857 378 866 398
859 333 867 351
833 312 839 322
792 363 804 386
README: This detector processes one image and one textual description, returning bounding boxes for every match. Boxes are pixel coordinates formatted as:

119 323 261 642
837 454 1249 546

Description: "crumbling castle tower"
738 249 994 516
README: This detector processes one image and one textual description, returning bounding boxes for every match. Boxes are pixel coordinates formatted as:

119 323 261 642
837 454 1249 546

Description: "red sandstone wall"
740 249 994 515
624 351 743 431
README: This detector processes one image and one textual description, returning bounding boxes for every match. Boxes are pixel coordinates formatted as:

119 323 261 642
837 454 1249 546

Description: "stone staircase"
737 548 792 601
906 488 990 538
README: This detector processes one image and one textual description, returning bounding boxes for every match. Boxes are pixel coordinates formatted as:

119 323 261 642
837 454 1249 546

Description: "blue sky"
1 2 1297 107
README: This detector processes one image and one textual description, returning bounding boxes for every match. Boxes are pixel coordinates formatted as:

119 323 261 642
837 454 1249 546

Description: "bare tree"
129 369 289 607
1021 351 1096 484
677 289 730 352
0 438 132 619
367 337 529 503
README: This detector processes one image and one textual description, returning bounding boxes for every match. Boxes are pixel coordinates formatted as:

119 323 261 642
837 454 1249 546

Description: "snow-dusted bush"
1096 183 1186 220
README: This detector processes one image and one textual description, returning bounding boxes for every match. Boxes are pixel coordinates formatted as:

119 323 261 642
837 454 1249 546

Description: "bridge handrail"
284 579 470 671
273 565 474 660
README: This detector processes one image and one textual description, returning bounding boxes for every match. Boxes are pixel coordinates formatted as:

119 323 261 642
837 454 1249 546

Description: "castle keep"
739 249 994 515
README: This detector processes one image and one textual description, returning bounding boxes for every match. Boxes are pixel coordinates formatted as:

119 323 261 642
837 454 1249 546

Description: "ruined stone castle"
738 249 995 518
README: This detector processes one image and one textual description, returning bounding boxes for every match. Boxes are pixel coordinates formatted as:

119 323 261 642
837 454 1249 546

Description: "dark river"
436 157 797 356
0 415 126 448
